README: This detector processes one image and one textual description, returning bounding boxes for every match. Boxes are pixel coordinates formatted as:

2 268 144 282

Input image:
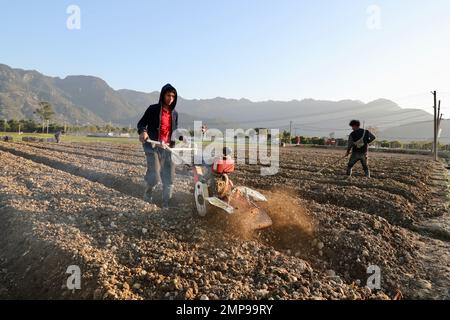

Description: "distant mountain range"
379 119 449 144
0 63 435 138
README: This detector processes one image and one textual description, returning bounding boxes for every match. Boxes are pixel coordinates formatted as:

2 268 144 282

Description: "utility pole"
432 91 437 161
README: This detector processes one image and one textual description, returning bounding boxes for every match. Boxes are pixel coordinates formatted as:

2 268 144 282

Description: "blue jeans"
143 143 175 189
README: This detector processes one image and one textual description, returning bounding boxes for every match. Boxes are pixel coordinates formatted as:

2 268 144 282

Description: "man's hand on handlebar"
139 132 149 143
161 141 170 150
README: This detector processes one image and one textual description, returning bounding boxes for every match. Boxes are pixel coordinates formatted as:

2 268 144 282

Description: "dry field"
0 141 449 300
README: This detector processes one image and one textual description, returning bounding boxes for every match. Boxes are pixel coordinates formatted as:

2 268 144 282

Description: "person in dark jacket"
54 130 62 143
137 84 179 208
345 120 376 177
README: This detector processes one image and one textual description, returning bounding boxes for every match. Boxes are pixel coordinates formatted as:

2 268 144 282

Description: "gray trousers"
143 143 175 188
347 152 369 176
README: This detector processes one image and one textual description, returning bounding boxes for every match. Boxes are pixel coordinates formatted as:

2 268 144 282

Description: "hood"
158 83 178 110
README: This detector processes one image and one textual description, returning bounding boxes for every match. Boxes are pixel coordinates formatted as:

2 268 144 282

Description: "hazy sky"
1 0 450 113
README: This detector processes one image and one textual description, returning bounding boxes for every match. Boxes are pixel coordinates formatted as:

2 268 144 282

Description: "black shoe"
144 184 161 204
161 202 170 210
162 185 174 209
346 168 352 176
144 185 155 203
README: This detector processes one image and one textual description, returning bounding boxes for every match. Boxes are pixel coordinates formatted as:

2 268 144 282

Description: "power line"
287 113 433 132
203 94 434 125
192 91 444 129
288 108 427 127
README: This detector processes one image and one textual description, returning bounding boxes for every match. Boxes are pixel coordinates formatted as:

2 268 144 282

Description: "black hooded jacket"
137 84 179 147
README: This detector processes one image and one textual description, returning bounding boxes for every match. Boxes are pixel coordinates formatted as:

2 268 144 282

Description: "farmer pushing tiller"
137 83 272 230
143 139 273 230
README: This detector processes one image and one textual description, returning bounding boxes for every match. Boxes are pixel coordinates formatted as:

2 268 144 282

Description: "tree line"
280 130 450 151
1 101 135 134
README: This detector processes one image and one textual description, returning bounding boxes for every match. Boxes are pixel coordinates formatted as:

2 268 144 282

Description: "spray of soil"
259 189 316 252
206 188 316 250
205 196 271 240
